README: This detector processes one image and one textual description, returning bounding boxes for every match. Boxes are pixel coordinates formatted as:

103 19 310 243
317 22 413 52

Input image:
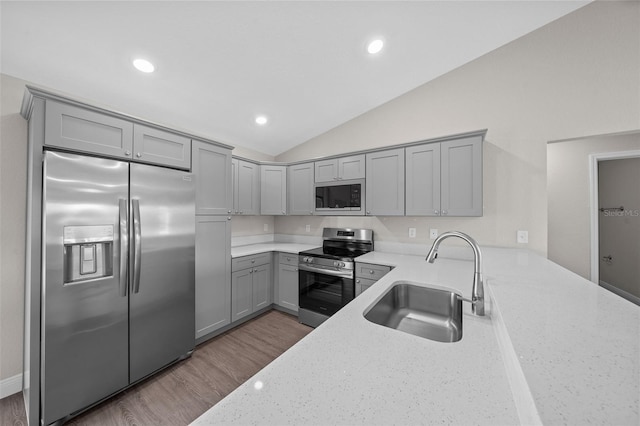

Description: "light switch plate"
264 223 269 232
305 224 311 233
430 229 438 239
517 230 528 244
408 228 417 238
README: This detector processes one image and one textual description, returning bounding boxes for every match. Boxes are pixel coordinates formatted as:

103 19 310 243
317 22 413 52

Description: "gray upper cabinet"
232 159 260 215
405 143 441 216
132 124 191 170
314 154 365 183
288 162 314 215
192 141 232 215
261 165 287 215
440 136 483 217
366 148 405 216
45 100 191 170
405 136 482 217
45 100 134 159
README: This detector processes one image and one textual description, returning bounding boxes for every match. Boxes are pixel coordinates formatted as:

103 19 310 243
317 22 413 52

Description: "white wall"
0 73 28 388
275 1 640 255
548 132 640 279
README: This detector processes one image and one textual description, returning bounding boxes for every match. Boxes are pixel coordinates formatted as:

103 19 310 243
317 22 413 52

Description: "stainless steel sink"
364 282 463 343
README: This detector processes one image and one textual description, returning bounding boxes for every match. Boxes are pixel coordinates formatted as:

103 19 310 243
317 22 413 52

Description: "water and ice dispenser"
63 225 114 284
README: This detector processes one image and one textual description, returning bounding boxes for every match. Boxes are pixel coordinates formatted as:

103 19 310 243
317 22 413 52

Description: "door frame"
588 149 640 284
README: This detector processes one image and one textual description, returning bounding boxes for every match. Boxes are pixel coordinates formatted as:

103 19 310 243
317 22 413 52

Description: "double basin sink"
364 282 463 343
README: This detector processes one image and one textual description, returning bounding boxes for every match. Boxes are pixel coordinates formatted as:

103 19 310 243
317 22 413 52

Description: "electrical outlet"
263 223 269 232
305 224 311 233
430 229 438 239
408 228 417 238
517 230 528 244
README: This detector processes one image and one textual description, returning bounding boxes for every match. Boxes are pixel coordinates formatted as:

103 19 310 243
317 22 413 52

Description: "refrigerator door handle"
132 199 142 294
119 199 129 297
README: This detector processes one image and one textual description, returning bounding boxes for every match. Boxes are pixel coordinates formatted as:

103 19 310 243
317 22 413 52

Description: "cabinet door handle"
434 210 439 215
136 152 142 158
309 211 313 215
366 211 371 215
442 210 448 215
228 210 232 214
356 279 361 284
282 211 286 215
125 151 131 156
250 270 253 274
227 216 231 220
369 270 374 274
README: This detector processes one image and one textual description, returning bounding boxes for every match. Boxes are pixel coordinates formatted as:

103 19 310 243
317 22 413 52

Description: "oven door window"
299 269 354 316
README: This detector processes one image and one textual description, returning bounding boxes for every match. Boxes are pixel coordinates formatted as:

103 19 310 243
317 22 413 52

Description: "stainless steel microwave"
314 179 365 216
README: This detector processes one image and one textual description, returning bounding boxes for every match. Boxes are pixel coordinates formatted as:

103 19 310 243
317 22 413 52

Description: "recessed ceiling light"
255 115 268 125
133 58 155 73
367 39 384 55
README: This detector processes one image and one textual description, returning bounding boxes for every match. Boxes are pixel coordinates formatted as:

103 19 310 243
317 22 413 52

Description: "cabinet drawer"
232 252 272 271
279 252 298 266
355 263 391 280
45 100 133 158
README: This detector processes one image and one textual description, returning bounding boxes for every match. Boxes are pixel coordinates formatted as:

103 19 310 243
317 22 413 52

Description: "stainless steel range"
298 228 374 327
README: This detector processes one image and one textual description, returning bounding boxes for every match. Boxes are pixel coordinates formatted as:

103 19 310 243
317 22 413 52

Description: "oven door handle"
298 263 353 279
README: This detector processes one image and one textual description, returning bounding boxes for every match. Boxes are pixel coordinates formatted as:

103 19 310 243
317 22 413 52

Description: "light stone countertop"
231 242 318 258
194 246 640 425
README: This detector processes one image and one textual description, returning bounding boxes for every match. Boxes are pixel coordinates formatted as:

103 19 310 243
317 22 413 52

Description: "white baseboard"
0 373 22 399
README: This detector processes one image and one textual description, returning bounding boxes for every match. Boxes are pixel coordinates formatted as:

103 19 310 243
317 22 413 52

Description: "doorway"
590 153 640 305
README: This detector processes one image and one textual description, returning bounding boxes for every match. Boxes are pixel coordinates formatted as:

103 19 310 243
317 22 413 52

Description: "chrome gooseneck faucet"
426 231 485 316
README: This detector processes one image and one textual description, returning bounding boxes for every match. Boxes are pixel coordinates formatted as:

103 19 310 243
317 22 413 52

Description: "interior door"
42 151 129 425
129 162 195 383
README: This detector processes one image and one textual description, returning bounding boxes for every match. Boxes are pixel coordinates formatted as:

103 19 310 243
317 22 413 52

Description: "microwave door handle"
118 199 128 297
132 199 142 294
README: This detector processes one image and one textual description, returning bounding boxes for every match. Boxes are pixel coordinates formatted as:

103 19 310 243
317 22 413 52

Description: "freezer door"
42 151 129 425
129 163 195 383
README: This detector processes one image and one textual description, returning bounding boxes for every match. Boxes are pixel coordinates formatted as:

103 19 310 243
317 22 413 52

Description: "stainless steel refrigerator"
41 151 195 425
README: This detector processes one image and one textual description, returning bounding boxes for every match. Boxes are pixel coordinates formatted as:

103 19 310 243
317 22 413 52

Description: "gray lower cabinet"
275 253 299 313
193 141 232 215
195 216 231 339
288 163 314 215
231 253 273 321
355 262 392 296
366 148 405 216
261 165 287 215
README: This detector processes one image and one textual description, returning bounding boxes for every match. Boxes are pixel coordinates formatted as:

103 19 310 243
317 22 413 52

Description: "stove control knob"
339 262 345 268
304 257 312 263
333 261 339 267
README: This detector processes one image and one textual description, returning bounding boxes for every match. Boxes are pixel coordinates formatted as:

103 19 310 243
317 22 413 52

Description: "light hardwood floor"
0 310 312 425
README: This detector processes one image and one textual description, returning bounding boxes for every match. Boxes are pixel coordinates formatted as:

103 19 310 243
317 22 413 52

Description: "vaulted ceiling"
1 1 590 156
